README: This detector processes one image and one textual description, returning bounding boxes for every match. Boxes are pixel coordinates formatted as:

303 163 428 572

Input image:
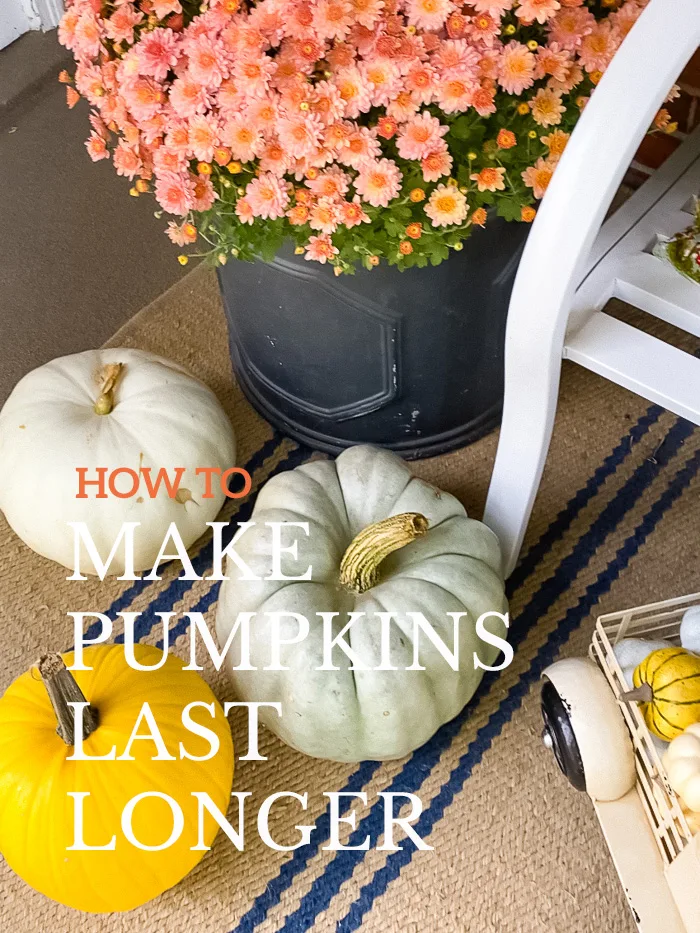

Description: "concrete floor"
0 30 188 404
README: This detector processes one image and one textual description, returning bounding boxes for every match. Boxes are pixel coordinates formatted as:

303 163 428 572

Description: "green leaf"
450 116 473 139
465 125 486 150
496 199 525 222
384 218 404 236
456 164 470 185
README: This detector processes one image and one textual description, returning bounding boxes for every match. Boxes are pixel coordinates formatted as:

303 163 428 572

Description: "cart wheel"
541 679 586 791
541 658 636 802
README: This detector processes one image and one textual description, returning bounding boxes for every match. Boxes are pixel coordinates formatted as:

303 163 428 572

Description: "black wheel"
541 679 586 792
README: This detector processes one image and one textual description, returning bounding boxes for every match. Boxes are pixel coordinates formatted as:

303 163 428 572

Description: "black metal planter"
218 217 528 459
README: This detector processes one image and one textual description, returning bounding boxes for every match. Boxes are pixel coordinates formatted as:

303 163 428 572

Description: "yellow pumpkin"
632 647 700 740
0 644 234 913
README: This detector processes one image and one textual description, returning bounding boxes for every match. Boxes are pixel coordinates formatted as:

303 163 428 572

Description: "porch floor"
0 29 187 404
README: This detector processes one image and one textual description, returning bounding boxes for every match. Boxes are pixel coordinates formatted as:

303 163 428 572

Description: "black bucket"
218 217 528 459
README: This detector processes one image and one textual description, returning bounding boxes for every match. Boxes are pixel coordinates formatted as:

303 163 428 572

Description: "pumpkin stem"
94 362 124 415
620 684 653 704
37 653 99 745
339 512 429 594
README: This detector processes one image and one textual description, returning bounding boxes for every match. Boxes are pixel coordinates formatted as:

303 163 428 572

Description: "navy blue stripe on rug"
335 437 700 933
81 436 310 644
508 404 663 595
224 405 670 933
155 579 223 647
269 416 695 933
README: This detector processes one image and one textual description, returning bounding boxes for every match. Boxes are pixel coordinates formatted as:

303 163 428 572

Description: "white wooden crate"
582 594 700 932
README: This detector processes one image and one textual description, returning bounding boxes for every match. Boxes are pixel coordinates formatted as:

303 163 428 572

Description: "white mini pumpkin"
680 606 700 654
0 348 236 574
664 723 700 812
612 637 672 691
216 445 508 762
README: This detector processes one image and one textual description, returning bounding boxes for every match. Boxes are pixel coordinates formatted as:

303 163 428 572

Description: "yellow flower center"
327 3 345 22
435 195 456 213
338 81 357 100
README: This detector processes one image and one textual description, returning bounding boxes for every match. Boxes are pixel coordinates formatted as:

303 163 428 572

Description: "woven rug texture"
1 263 699 933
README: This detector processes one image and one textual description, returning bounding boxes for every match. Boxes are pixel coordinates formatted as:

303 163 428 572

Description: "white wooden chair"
483 0 700 578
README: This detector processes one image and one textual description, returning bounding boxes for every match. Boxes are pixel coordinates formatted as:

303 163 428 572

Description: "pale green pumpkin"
216 445 508 762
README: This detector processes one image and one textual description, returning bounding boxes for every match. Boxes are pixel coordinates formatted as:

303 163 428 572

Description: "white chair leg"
484 344 563 579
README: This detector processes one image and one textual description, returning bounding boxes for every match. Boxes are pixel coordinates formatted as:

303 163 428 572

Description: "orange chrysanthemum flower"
497 129 517 149
522 158 555 199
470 166 506 193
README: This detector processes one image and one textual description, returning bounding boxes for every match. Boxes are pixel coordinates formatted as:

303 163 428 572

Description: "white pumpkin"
0 348 235 574
216 445 508 762
664 723 700 812
612 637 672 690
680 606 700 654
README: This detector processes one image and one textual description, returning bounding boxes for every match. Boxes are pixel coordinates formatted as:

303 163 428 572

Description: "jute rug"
1 263 699 933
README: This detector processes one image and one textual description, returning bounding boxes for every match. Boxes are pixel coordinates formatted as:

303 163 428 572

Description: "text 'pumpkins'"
631 647 700 740
0 645 234 913
216 445 508 762
0 348 236 574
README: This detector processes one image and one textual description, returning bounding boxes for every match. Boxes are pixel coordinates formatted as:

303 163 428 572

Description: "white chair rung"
564 311 700 425
613 252 700 338
568 128 700 334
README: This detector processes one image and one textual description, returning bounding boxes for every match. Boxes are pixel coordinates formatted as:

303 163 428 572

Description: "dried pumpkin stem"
339 512 429 594
94 362 124 415
620 684 653 704
37 653 99 745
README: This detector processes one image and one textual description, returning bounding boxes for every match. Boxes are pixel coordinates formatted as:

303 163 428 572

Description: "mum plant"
59 0 672 272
